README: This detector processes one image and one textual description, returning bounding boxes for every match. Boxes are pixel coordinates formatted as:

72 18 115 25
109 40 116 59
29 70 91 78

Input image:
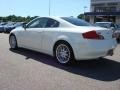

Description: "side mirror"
110 27 115 30
22 23 27 29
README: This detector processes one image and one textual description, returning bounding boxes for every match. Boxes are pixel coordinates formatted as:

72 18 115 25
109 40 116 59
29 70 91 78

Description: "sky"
0 0 90 17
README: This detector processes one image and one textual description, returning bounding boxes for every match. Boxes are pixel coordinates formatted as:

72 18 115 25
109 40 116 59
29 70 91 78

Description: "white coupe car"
9 17 117 64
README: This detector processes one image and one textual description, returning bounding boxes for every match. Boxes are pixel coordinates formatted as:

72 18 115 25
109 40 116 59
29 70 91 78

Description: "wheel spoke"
56 44 70 64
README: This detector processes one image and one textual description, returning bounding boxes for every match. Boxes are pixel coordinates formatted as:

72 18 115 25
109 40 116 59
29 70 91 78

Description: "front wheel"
9 35 18 49
54 42 74 65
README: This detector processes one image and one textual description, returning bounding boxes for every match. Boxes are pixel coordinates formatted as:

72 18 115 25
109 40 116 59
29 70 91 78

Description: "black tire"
117 38 120 43
9 34 18 49
54 41 75 65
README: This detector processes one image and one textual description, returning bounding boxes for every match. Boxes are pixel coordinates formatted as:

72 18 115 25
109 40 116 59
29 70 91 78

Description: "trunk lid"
96 29 113 40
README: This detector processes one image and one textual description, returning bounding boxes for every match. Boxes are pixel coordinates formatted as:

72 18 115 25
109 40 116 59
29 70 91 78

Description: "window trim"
26 17 60 28
45 18 60 28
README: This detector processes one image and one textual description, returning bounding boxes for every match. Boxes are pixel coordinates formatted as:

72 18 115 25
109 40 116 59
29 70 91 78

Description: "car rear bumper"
72 39 117 60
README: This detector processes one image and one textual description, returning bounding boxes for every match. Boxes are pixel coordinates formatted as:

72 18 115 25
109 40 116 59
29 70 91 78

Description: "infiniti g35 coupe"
9 17 117 64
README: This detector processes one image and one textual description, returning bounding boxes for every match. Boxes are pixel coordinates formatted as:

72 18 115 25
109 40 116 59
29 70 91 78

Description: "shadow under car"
10 48 120 81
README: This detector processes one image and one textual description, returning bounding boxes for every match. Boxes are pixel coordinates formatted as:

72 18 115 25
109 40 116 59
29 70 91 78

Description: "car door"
41 18 60 54
19 18 48 51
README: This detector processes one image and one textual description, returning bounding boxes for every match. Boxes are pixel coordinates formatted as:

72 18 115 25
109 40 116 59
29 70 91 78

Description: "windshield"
62 17 92 26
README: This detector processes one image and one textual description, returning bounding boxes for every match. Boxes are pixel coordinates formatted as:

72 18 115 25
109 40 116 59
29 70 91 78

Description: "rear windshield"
61 17 92 26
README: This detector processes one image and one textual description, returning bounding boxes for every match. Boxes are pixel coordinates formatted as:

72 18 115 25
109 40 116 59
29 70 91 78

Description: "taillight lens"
82 31 104 40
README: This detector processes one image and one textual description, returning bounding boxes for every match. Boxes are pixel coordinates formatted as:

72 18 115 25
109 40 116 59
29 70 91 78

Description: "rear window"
61 17 92 26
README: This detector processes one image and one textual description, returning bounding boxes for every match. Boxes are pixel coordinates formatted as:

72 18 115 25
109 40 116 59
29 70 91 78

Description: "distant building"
85 0 120 24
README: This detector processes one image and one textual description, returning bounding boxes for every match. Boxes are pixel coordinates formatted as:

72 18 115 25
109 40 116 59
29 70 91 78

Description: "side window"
27 19 40 28
27 18 48 28
46 18 59 28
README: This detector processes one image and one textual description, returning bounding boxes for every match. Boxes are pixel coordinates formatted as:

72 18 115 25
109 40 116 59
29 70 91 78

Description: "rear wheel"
9 35 18 49
54 42 74 65
117 38 120 43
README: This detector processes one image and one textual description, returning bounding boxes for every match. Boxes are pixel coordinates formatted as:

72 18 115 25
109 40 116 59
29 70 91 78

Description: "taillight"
82 30 104 40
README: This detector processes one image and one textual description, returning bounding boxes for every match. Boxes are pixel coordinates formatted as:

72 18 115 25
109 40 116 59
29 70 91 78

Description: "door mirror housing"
22 23 27 29
111 27 115 30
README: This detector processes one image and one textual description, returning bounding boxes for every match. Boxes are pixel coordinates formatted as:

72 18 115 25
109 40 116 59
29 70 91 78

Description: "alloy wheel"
56 44 71 64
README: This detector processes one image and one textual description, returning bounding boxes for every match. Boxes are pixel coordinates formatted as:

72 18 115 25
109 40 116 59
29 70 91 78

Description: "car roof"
35 16 77 20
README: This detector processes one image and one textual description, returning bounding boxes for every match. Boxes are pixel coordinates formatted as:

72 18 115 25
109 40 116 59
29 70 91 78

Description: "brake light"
82 31 104 40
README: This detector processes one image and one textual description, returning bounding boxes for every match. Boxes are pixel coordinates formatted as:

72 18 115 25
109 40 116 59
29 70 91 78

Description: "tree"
77 14 89 22
0 15 38 22
77 14 84 19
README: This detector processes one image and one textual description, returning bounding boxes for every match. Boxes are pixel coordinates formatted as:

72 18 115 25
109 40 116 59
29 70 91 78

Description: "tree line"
0 15 39 23
0 14 89 23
